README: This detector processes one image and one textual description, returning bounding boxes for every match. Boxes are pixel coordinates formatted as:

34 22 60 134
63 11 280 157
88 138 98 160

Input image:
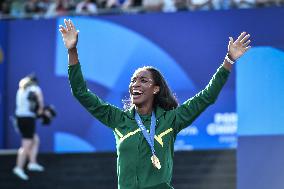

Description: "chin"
132 99 143 107
132 101 141 106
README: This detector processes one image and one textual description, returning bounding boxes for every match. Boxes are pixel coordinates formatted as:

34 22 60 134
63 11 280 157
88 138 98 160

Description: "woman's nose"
132 80 140 87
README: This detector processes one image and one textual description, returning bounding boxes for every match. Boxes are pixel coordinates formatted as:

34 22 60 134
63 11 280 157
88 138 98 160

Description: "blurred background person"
122 0 142 10
122 0 176 12
9 0 25 17
255 0 274 7
93 0 122 9
46 0 75 17
13 74 45 181
0 0 12 17
188 0 213 10
24 0 48 16
105 0 121 9
174 0 188 10
231 0 255 9
142 0 164 11
75 0 97 15
142 0 177 12
163 0 177 12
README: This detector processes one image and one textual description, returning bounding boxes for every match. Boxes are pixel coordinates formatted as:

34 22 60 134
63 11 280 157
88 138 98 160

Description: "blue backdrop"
235 8 284 189
237 47 284 189
3 7 284 153
0 21 8 148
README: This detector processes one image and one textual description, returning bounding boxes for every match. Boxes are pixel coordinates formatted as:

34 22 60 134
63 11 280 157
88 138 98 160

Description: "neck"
135 103 153 115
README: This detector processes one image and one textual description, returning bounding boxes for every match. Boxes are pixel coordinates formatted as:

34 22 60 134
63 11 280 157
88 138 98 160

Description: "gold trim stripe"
116 127 173 147
120 129 140 143
155 128 173 147
114 128 123 138
159 128 173 138
154 136 163 147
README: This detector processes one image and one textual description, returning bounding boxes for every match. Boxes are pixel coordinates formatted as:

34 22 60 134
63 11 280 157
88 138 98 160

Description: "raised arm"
59 19 79 66
59 19 125 129
173 32 251 133
223 32 251 71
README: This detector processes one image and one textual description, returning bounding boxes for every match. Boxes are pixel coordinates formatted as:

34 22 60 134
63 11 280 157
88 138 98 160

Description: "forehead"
132 69 153 79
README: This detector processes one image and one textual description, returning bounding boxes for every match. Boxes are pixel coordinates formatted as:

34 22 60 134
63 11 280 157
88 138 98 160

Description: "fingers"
64 19 72 31
245 46 251 51
229 37 234 45
58 25 67 34
240 33 250 43
228 37 233 51
243 39 251 47
235 31 252 48
236 32 246 43
59 19 77 35
243 46 251 54
69 19 76 31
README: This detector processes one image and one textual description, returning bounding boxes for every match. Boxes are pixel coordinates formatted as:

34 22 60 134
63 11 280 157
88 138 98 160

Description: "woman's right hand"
59 19 78 50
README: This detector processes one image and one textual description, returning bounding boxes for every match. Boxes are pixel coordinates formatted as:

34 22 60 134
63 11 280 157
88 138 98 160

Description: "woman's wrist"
68 47 77 52
223 60 232 71
226 53 236 62
223 53 234 71
68 47 79 65
225 53 235 65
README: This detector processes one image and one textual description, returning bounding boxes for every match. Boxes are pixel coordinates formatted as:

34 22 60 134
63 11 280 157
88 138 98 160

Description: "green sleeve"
173 65 230 133
68 63 124 129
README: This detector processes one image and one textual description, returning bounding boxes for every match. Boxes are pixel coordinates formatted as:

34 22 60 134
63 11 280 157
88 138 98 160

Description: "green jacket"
68 63 230 189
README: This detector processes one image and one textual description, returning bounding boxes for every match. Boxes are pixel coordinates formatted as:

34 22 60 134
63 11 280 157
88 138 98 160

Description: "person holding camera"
13 75 45 180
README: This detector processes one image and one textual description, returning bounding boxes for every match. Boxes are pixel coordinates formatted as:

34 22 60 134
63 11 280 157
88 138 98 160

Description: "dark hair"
124 66 178 111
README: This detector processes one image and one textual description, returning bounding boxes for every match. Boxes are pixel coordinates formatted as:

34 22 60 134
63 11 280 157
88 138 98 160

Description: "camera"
38 105 57 125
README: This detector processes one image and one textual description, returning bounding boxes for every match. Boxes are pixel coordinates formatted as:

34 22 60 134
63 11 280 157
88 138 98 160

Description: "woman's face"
129 70 159 107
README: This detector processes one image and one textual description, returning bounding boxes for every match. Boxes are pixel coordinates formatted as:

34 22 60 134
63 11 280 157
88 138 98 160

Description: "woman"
13 75 45 181
59 19 251 189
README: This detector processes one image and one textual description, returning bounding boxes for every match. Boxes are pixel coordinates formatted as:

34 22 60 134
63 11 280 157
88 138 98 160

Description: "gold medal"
151 155 161 170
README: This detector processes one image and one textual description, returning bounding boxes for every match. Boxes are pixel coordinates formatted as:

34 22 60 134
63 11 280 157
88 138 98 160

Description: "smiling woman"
130 68 158 109
129 66 178 114
59 18 251 189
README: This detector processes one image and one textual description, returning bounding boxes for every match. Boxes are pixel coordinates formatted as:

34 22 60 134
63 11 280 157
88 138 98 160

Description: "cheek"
145 83 153 88
128 84 132 91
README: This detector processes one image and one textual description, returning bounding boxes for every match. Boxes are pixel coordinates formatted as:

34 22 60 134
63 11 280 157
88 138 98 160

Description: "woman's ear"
153 86 160 94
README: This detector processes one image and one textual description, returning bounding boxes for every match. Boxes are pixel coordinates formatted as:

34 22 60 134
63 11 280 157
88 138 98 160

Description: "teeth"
132 89 143 96
133 90 143 94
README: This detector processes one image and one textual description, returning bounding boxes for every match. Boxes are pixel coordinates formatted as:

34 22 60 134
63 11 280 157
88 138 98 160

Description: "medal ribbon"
135 111 156 155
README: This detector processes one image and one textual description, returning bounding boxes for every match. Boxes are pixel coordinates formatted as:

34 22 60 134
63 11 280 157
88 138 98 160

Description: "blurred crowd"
0 0 284 18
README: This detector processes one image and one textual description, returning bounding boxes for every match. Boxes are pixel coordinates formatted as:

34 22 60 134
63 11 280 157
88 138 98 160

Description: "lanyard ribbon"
135 111 156 155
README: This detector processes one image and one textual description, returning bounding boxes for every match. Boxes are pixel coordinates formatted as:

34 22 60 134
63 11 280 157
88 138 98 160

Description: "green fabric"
68 63 230 189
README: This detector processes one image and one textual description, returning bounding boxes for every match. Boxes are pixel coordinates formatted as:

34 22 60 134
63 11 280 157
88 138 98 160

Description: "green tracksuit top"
68 63 230 189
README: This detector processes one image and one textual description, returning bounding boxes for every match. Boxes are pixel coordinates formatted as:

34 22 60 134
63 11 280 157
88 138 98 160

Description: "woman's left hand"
228 32 251 61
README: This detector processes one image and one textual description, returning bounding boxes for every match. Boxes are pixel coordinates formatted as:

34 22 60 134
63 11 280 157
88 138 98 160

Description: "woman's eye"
141 79 148 83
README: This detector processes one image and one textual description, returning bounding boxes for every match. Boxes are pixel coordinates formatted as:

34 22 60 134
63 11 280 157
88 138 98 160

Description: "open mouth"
132 89 143 98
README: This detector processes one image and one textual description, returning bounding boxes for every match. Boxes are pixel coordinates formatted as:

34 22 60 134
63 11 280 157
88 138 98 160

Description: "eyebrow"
132 76 151 80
